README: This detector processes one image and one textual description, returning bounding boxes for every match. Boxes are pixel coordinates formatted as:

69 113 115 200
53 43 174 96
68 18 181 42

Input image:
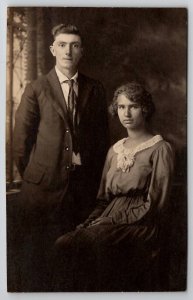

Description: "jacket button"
66 129 69 133
65 146 69 151
66 165 70 170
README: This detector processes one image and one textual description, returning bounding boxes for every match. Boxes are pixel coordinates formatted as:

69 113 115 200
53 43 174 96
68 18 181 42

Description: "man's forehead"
54 33 82 43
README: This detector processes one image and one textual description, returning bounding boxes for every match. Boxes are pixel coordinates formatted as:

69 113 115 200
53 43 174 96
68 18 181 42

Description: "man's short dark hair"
109 81 155 121
51 24 83 43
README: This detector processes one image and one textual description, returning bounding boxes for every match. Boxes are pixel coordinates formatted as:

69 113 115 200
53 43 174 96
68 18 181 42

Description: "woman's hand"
89 217 112 226
76 223 87 230
75 218 95 229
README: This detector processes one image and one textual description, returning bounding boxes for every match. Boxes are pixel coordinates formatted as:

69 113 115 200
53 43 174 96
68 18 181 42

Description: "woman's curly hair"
109 82 155 121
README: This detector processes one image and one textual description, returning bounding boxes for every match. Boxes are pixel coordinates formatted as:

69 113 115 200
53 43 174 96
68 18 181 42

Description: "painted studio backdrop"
6 7 187 291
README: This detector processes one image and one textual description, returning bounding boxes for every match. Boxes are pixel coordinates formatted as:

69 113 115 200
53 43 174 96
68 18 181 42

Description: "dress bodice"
95 135 174 225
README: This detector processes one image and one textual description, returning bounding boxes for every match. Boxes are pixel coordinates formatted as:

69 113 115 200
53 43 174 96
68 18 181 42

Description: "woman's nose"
124 107 131 116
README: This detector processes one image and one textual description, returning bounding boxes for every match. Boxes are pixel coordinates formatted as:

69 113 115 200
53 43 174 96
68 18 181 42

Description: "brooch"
117 152 135 173
113 135 163 173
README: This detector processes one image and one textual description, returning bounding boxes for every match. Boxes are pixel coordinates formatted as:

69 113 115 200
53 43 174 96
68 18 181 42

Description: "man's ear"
80 47 84 58
49 45 56 57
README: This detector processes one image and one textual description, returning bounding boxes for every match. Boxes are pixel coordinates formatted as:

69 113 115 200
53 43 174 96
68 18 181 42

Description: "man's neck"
56 65 78 79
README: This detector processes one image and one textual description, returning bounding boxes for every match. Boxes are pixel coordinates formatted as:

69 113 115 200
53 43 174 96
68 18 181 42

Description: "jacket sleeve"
92 81 110 181
83 147 113 225
13 83 40 177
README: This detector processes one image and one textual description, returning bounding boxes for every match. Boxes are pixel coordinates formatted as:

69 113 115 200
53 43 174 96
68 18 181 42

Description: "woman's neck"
127 128 151 139
125 128 153 147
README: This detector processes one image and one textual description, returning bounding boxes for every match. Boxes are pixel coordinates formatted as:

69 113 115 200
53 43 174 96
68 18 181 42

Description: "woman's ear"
49 45 56 57
142 107 149 121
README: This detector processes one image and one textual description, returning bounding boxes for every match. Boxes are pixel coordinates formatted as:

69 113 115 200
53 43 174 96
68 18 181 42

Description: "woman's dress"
54 135 174 291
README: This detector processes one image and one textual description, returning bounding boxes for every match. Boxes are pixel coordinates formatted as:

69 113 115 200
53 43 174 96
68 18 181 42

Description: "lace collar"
113 135 163 173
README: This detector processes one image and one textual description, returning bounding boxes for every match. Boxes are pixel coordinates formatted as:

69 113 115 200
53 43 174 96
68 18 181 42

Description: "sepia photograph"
5 6 187 293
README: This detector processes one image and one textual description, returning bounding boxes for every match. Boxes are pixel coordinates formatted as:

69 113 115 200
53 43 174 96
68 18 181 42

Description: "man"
13 24 109 291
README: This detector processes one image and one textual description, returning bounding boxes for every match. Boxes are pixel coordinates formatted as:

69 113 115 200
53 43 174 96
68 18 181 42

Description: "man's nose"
65 44 72 55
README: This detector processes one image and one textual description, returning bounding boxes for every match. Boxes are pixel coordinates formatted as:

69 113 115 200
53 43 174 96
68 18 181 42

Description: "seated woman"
53 81 174 292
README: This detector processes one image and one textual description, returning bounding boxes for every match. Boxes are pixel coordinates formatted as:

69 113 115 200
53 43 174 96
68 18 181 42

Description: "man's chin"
63 62 73 68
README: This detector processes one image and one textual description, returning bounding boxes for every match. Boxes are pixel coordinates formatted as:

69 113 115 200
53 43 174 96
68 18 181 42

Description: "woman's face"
117 94 145 130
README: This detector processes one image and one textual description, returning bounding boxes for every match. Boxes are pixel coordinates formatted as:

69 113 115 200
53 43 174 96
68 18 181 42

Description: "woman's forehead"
117 93 136 104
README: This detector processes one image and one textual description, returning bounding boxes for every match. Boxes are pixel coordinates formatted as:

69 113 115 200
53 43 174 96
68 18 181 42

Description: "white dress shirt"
55 66 81 165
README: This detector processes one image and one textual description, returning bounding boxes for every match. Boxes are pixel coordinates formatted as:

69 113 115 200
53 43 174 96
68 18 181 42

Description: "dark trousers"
68 165 98 226
7 167 99 292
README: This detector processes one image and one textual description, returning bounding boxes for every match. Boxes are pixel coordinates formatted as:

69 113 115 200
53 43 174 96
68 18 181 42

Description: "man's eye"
58 43 66 48
118 105 125 109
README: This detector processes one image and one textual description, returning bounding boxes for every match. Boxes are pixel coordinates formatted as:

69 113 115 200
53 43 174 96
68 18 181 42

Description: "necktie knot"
64 79 74 88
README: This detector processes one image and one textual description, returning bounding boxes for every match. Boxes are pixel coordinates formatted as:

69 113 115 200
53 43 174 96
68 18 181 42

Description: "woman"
53 82 174 291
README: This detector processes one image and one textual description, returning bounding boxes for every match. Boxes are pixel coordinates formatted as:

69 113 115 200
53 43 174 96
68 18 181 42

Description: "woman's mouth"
124 119 133 123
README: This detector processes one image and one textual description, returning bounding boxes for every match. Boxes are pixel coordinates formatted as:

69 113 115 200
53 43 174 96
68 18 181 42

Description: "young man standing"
13 24 109 291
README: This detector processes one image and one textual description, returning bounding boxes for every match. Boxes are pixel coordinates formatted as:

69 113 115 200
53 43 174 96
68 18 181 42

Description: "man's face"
50 33 83 73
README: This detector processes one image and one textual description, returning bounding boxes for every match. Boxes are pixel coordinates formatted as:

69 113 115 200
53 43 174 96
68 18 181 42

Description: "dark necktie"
65 79 78 153
66 80 77 127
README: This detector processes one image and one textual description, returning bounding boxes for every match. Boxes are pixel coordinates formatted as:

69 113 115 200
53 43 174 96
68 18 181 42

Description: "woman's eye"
73 44 80 48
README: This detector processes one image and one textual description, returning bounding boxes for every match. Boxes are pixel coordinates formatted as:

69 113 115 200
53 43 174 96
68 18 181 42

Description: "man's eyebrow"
56 40 81 43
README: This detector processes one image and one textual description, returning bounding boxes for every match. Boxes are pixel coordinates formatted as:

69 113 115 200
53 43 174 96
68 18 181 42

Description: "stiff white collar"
55 66 78 84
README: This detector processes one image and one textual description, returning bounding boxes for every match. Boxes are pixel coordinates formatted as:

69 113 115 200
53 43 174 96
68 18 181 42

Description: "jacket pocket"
23 162 45 184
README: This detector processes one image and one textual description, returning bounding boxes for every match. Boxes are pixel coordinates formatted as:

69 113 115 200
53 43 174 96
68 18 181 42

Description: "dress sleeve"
147 141 174 213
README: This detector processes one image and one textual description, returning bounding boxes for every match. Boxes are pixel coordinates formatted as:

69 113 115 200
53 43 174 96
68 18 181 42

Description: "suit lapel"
46 68 68 121
45 69 93 125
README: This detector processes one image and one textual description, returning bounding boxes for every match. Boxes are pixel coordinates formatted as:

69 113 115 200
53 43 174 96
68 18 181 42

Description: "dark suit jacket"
13 68 109 191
